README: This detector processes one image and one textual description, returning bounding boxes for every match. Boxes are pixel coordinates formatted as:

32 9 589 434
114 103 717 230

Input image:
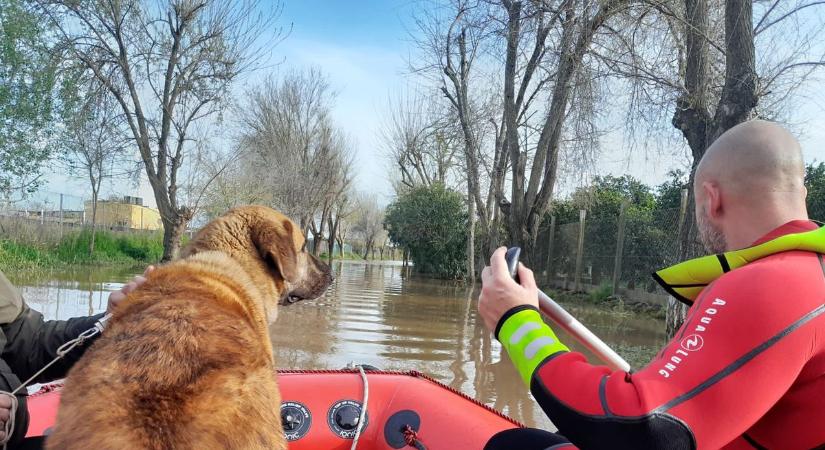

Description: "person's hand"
107 266 155 315
0 393 11 442
478 247 538 333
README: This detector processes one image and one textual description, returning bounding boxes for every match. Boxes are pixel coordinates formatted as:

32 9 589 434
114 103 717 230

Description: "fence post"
59 193 64 236
677 188 689 255
544 215 556 283
574 209 586 292
612 201 628 296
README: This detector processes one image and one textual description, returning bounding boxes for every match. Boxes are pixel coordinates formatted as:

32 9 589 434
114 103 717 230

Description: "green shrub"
385 183 467 279
589 282 613 303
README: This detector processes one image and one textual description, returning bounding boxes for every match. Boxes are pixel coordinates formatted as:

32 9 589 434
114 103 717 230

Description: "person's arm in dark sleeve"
496 263 822 450
0 306 103 383
0 359 28 445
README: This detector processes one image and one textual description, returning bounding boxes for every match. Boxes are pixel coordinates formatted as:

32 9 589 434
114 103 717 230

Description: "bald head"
693 120 808 252
696 120 805 194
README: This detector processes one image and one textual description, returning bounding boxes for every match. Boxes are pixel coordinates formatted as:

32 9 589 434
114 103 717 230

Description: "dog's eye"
301 241 307 252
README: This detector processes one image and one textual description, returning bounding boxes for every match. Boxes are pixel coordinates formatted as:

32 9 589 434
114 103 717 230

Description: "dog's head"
247 207 334 305
183 206 333 314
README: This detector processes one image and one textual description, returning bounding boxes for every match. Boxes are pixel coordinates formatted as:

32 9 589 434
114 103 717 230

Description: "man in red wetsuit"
479 119 825 450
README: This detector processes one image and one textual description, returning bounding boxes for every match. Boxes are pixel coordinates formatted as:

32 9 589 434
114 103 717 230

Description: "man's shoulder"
712 250 824 307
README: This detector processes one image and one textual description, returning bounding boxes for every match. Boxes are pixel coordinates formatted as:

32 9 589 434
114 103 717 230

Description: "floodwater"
10 260 667 430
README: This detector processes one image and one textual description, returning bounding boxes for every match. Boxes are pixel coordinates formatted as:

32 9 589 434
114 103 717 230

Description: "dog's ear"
253 219 299 283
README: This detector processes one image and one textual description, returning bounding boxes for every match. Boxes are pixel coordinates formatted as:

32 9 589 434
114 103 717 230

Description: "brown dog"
46 206 332 450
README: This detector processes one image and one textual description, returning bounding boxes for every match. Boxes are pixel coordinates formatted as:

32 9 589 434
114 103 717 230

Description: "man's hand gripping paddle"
504 247 631 372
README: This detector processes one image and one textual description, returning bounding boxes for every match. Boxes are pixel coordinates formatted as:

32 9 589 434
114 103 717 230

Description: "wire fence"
0 191 163 232
528 190 825 305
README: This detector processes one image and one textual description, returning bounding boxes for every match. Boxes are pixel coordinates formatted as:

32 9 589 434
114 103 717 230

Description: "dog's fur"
46 206 332 450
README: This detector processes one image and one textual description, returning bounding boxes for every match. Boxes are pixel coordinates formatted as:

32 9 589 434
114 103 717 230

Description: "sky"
32 0 825 211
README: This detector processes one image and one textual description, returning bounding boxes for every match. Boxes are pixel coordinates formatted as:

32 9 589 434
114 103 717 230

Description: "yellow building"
84 197 162 230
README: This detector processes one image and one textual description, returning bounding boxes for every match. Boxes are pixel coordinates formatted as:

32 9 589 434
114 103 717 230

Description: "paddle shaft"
504 248 632 372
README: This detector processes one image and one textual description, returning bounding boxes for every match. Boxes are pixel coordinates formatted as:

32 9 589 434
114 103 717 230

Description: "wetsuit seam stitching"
534 304 825 421
655 304 825 414
599 375 613 417
530 375 697 449
742 433 770 450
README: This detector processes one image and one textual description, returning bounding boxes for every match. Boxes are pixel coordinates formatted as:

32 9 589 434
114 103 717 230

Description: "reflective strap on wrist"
496 306 568 386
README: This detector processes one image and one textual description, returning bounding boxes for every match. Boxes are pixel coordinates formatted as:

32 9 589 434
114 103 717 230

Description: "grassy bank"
544 286 666 321
0 228 163 272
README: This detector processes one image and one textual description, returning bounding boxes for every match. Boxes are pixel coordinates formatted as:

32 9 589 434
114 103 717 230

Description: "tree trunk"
467 182 477 282
89 191 98 256
327 215 338 264
362 240 373 260
161 215 186 262
667 0 757 337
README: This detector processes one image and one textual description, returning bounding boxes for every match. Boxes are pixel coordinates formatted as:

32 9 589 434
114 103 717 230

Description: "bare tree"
238 69 342 231
38 0 282 260
597 0 825 336
495 0 630 260
61 86 129 254
308 133 355 255
412 1 511 279
326 190 354 262
351 193 386 260
381 89 461 190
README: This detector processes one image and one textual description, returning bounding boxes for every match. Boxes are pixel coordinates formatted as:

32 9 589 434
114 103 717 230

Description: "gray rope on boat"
350 364 369 450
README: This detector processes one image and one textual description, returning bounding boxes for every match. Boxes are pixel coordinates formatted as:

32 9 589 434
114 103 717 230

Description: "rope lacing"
403 424 427 449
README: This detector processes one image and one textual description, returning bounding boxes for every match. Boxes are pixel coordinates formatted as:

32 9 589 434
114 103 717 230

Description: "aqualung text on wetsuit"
659 298 726 379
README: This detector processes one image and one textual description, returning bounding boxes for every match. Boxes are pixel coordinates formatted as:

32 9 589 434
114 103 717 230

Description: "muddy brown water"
9 260 666 430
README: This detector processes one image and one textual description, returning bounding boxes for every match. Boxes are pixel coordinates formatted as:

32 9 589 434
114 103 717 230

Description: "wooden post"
612 202 628 296
574 209 586 292
59 193 64 236
544 215 556 282
676 188 689 254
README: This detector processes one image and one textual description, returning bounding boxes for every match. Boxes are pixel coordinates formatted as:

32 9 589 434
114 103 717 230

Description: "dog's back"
46 252 286 449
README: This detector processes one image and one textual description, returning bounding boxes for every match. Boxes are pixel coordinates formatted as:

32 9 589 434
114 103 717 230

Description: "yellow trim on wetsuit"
654 225 825 305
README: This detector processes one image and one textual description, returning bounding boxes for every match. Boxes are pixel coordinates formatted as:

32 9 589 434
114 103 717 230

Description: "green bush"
385 183 467 279
589 282 613 303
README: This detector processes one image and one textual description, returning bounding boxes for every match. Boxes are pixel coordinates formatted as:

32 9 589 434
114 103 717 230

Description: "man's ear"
253 219 298 283
702 181 723 220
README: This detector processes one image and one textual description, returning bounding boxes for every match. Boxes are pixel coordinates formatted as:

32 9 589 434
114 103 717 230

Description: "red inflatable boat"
25 369 521 449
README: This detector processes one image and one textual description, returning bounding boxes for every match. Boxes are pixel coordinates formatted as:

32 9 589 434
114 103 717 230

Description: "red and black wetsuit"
491 221 825 449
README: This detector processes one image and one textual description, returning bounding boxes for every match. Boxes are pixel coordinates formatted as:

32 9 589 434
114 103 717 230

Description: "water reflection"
8 266 140 321
11 260 666 430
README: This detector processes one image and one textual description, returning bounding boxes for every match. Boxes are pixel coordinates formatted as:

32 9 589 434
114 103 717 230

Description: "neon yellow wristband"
496 306 568 386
